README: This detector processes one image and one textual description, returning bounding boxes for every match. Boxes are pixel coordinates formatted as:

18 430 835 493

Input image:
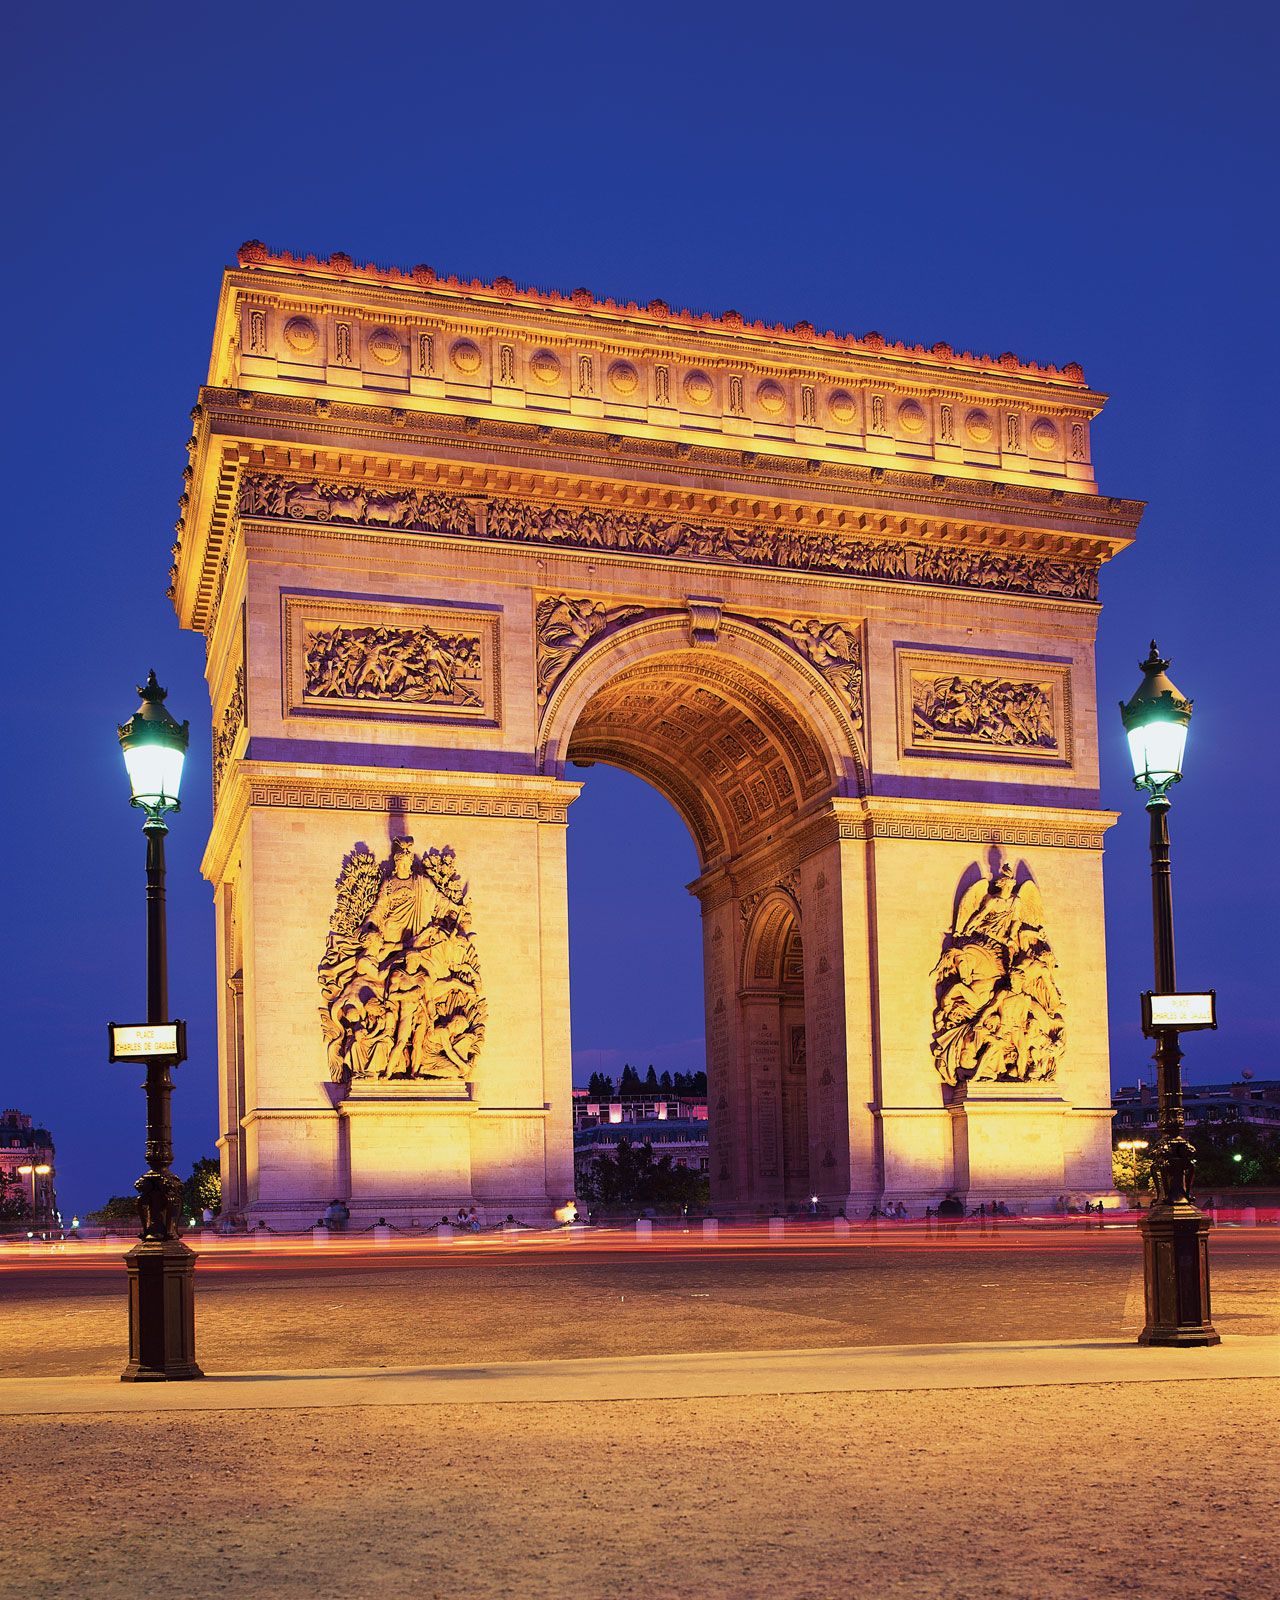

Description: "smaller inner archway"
740 895 811 1207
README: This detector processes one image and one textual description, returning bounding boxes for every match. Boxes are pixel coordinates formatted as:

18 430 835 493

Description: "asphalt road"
2 1223 1276 1378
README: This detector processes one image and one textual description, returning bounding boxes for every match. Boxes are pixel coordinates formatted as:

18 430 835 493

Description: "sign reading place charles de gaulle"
1141 991 1217 1037
108 1020 188 1063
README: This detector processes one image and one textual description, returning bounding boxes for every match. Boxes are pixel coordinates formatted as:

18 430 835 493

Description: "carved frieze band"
896 649 1072 767
283 594 500 726
237 472 1100 604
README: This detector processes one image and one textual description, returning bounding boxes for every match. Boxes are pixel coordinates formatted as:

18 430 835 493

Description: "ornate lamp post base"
122 1238 203 1381
1138 1201 1219 1347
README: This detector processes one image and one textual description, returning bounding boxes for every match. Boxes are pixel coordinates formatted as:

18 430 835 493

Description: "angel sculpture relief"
929 863 1064 1086
318 837 486 1087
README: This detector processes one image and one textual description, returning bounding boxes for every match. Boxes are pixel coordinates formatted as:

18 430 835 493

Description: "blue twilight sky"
4 3 1276 1216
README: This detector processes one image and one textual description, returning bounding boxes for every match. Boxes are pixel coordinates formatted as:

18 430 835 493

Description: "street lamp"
16 1163 52 1227
1119 643 1219 1346
116 670 203 1380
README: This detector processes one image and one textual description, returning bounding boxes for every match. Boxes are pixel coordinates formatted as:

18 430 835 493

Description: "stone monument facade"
172 242 1140 1224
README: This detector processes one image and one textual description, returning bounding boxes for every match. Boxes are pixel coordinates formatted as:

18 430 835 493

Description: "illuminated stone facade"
173 243 1140 1224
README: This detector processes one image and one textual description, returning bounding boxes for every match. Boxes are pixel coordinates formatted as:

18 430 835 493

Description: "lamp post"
116 670 203 1380
1119 643 1219 1346
16 1163 52 1228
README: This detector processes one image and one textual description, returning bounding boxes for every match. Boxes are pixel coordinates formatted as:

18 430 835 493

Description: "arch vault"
176 242 1141 1223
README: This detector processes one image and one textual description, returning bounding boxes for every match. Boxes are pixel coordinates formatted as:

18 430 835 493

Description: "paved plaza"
0 1224 1277 1599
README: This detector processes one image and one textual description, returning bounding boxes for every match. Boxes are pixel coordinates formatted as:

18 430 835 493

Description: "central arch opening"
552 634 849 1214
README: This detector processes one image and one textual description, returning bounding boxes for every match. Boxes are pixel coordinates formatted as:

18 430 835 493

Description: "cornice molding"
201 762 581 885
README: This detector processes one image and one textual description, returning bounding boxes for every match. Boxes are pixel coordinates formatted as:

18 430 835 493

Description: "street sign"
108 1020 188 1062
1141 991 1216 1036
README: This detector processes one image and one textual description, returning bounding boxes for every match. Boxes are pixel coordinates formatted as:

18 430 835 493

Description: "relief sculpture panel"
897 650 1071 765
318 838 486 1087
283 595 500 725
930 863 1064 1087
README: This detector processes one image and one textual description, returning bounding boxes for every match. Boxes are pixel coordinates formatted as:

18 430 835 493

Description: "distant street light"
16 1162 52 1227
116 671 203 1380
1119 643 1219 1346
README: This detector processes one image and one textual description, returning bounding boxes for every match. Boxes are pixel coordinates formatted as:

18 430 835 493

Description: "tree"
619 1065 644 1095
587 1071 615 1099
1112 1143 1152 1195
182 1156 221 1219
578 1138 710 1212
644 1065 659 1091
87 1195 139 1225
659 1070 673 1090
0 1170 30 1223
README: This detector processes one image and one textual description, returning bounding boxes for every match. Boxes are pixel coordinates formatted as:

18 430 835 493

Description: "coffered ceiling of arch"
567 653 832 864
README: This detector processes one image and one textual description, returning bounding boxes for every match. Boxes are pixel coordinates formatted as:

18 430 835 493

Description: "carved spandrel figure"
318 838 486 1086
930 862 1064 1087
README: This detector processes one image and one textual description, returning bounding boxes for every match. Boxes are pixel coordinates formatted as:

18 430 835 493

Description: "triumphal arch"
172 241 1141 1225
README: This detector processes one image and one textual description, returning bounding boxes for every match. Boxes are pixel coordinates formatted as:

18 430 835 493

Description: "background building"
0 1110 57 1225
1112 1078 1280 1137
572 1086 710 1188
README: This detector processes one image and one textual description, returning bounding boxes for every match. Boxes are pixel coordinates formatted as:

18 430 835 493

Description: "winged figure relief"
930 863 1064 1086
318 838 486 1087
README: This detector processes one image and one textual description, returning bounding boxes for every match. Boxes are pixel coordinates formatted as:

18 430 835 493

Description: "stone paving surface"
1 1227 1276 1379
2 1379 1277 1600
2 1231 1276 1599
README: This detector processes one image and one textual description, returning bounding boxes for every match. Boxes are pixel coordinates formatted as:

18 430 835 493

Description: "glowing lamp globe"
118 670 189 814
1119 643 1192 793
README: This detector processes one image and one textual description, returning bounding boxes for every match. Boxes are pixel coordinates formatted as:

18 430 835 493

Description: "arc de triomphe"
172 242 1140 1225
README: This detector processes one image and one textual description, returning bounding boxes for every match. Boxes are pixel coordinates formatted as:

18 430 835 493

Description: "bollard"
436 1223 455 1243
702 1217 719 1241
253 1226 272 1247
311 1227 329 1246
635 1218 653 1240
768 1216 785 1238
833 1216 851 1236
373 1225 392 1246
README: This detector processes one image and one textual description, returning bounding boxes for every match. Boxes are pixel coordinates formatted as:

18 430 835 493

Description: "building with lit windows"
0 1109 57 1225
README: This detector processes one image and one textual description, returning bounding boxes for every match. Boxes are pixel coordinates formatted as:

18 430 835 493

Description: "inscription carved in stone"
930 863 1064 1086
305 622 482 709
535 595 646 704
237 473 1100 603
318 838 486 1087
912 673 1056 751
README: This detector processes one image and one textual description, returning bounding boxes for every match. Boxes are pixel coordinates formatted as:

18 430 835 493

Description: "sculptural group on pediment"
304 622 482 708
318 838 486 1086
930 863 1064 1086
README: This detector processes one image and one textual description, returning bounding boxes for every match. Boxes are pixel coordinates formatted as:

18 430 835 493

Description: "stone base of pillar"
122 1238 203 1381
